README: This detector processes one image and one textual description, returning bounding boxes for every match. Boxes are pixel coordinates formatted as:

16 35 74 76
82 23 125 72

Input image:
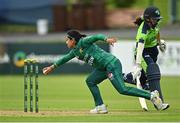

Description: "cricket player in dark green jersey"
123 6 169 110
43 30 164 114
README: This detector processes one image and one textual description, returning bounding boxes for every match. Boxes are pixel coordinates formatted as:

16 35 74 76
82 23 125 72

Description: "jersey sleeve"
53 50 75 68
81 34 107 47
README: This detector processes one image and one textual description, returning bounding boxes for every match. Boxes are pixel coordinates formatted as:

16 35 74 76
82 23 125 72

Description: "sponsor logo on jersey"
88 56 94 66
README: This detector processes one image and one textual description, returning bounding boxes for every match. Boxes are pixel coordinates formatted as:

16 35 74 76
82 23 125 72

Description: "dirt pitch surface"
0 110 90 117
0 110 156 117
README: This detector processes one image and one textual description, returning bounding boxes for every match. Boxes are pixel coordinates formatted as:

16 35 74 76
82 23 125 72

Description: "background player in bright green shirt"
123 6 169 110
43 30 164 114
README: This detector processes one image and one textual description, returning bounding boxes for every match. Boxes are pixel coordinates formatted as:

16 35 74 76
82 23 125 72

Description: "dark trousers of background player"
139 45 165 102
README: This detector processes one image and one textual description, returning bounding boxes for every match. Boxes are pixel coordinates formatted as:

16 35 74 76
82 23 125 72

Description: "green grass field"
0 75 180 122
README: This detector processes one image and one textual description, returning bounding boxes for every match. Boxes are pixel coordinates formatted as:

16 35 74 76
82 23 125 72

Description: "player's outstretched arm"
43 51 75 75
82 34 117 47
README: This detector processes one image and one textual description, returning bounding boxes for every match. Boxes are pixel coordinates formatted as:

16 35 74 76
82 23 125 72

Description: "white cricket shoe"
150 90 163 110
161 103 170 110
90 104 108 114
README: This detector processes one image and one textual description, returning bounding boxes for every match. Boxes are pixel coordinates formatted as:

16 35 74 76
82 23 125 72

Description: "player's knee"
119 87 129 95
147 63 161 81
116 85 128 95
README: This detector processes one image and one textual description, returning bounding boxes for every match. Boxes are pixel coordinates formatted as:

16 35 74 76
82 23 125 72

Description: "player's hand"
159 39 166 53
131 64 142 80
106 37 117 46
43 65 55 75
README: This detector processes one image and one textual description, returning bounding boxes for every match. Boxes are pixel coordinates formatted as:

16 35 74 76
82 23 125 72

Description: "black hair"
67 30 86 44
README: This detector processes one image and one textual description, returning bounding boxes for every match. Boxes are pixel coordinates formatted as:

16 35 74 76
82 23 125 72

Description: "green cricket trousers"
86 58 151 106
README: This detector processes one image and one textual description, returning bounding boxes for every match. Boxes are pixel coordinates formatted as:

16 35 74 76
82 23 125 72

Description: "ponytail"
134 16 144 26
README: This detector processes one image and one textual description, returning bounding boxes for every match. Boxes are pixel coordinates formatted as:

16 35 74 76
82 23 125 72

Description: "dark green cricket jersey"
136 21 160 48
54 34 116 69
